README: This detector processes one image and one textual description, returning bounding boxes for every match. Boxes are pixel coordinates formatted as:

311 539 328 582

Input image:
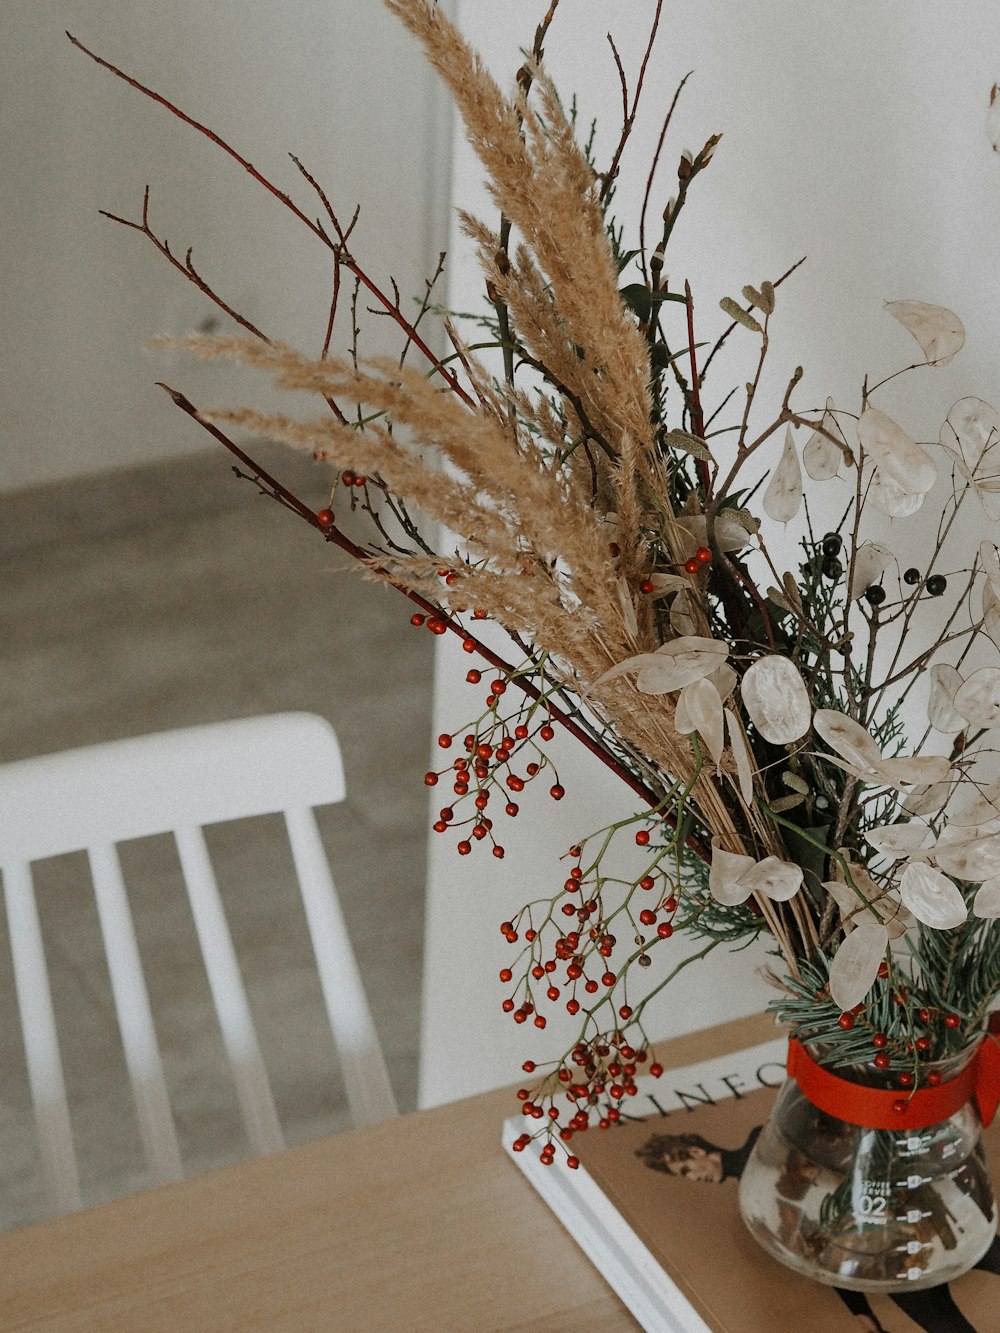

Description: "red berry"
696 546 712 564
316 508 334 527
505 802 519 817
540 724 555 741
874 1053 891 1069
466 669 482 684
872 1032 888 1049
410 613 426 627
493 846 505 859
838 1013 855 1030
424 772 439 786
550 784 565 801
457 840 472 856
927 1070 943 1086
639 578 655 594
944 1014 962 1029
635 829 650 846
639 909 657 926
566 999 580 1015
649 1063 663 1078
656 922 673 939
684 558 700 574
427 617 448 635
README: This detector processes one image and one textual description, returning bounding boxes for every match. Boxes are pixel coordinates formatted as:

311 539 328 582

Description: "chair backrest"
0 712 397 1217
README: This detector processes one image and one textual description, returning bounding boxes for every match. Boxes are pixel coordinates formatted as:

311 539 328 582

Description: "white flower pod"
595 637 729 695
707 662 738 701
644 573 691 597
953 667 1000 728
947 778 1000 826
708 845 756 906
973 877 1000 918
740 655 812 744
676 514 749 555
803 399 852 480
849 542 893 602
813 710 883 778
878 755 954 788
979 541 1000 603
829 922 889 1010
927 664 966 733
762 426 803 523
941 399 1000 521
680 676 725 765
898 862 968 928
669 589 700 637
725 707 756 805
739 856 803 902
858 407 937 515
885 299 965 366
864 822 933 859
933 824 1000 882
981 580 1000 648
902 780 955 816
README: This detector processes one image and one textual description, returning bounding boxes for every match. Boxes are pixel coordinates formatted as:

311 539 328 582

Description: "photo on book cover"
560 1050 999 1332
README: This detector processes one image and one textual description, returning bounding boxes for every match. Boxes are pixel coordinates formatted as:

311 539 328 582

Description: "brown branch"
599 0 664 202
101 187 270 343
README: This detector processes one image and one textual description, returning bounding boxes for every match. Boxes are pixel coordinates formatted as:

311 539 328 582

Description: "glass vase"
737 1039 998 1292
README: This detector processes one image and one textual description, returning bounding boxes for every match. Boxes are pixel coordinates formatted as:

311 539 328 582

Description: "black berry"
821 557 843 580
926 574 947 596
903 567 920 585
821 533 843 558
864 584 886 607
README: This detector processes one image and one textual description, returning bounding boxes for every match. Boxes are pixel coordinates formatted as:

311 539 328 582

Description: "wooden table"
0 1014 775 1332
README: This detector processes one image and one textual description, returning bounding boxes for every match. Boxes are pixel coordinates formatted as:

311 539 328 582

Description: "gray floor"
0 444 434 1231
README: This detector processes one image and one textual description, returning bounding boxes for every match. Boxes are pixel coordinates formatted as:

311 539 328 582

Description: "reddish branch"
157 383 704 842
67 31 474 409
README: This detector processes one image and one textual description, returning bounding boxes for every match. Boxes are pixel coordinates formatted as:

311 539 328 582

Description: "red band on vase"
787 1012 1000 1131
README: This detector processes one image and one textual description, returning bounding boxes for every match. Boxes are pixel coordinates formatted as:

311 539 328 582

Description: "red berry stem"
158 383 711 864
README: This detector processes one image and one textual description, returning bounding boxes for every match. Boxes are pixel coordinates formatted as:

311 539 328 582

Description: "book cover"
503 1024 998 1332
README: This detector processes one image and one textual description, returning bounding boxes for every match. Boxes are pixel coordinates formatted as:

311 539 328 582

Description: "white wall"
1 1 453 492
419 0 1000 1106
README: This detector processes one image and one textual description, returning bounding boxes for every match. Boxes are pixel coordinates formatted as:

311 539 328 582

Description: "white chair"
0 712 397 1216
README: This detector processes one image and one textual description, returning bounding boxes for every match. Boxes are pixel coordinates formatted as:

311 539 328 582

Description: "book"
502 1015 999 1332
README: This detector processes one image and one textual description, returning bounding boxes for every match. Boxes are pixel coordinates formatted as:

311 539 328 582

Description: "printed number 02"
858 1195 888 1216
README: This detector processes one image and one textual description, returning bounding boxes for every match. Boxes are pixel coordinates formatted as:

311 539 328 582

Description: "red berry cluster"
419 662 565 861
510 1031 665 1166
834 995 966 1089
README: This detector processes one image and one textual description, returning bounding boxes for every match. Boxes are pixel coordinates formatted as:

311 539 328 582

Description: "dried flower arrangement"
71 0 1000 1185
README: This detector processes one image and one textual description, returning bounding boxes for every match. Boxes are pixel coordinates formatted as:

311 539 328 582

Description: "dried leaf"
663 429 714 462
898 862 968 928
676 514 750 555
927 664 966 734
941 400 1000 514
829 922 889 1010
877 755 954 788
669 589 699 637
762 426 803 523
742 282 775 315
740 655 812 744
720 296 763 334
885 299 965 366
982 580 1000 647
